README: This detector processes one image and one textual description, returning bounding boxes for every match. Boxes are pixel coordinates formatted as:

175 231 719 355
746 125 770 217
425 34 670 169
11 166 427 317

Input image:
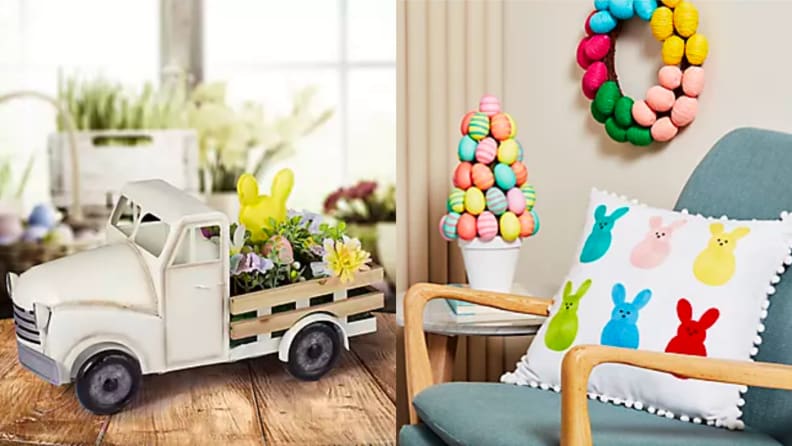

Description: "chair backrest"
675 128 792 444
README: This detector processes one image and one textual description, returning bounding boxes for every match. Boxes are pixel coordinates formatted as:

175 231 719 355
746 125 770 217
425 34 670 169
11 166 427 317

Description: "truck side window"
172 225 221 266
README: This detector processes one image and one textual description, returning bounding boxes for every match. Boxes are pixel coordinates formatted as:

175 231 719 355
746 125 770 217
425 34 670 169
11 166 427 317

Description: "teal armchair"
401 128 792 446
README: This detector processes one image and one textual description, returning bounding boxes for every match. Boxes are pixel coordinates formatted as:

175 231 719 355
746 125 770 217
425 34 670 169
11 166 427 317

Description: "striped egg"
506 188 526 215
475 137 498 164
464 187 486 215
458 135 477 161
441 212 461 240
453 162 473 189
447 188 465 213
530 209 540 235
479 95 501 117
518 211 535 237
476 211 499 241
460 111 476 136
494 163 517 190
497 139 520 164
499 212 521 242
472 163 495 190
521 184 537 211
457 213 477 241
511 161 528 186
467 112 490 141
485 188 508 215
438 216 452 241
516 140 524 161
490 112 516 141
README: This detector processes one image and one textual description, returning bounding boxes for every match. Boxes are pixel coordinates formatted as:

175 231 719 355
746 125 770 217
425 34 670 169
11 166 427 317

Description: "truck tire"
286 322 341 381
75 350 141 415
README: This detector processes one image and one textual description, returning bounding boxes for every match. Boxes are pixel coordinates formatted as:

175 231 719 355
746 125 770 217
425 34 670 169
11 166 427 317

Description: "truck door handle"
195 284 210 290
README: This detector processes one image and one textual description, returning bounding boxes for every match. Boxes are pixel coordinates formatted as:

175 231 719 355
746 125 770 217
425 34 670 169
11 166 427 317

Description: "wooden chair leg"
427 333 458 383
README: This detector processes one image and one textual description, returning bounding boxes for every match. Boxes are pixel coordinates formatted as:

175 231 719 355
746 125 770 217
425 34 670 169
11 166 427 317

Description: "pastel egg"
457 213 477 241
490 112 517 141
645 85 675 112
485 188 508 215
475 137 498 164
661 35 685 65
438 216 452 241
632 100 657 126
506 188 526 214
682 66 705 97
447 188 465 213
440 212 460 241
673 1 698 38
472 163 495 190
650 7 674 41
658 65 682 90
458 135 477 161
650 116 678 142
521 184 536 211
28 204 57 229
479 95 501 116
685 33 708 65
518 211 536 237
453 162 473 189
460 111 475 136
499 212 521 242
497 139 520 164
494 163 517 190
467 112 490 141
512 161 528 186
464 187 486 215
589 10 617 34
516 140 524 161
530 209 541 235
584 34 611 61
671 96 698 127
476 211 499 241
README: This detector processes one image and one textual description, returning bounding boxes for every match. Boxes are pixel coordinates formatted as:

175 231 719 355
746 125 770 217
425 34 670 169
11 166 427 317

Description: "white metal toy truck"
6 180 384 414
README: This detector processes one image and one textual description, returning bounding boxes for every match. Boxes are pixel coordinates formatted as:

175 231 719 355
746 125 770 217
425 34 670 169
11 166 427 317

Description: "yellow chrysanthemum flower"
323 236 371 283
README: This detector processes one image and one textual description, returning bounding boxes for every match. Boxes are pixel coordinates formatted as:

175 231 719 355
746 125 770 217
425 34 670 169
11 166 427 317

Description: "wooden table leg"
427 333 458 384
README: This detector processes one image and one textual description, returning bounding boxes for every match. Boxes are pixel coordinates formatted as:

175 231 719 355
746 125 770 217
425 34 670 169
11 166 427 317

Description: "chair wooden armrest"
404 282 552 423
561 344 792 446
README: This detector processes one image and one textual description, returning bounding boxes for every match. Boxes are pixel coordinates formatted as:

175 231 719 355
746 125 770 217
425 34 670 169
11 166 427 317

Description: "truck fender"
65 336 148 380
277 313 350 362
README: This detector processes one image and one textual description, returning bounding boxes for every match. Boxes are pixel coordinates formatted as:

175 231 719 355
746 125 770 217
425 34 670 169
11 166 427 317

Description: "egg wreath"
577 0 708 146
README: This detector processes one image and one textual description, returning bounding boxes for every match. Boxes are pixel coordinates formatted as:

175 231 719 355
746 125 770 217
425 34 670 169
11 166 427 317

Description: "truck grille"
12 303 40 345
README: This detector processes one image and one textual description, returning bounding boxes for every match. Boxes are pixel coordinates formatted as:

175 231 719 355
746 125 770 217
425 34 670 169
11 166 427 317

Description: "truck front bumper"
17 340 61 385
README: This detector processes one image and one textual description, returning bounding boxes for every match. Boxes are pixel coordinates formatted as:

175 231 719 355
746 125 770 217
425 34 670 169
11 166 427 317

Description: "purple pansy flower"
230 252 274 276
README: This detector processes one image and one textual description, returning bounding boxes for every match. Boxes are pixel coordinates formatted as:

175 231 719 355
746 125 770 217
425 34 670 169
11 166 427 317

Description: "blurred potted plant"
187 82 333 217
323 181 396 282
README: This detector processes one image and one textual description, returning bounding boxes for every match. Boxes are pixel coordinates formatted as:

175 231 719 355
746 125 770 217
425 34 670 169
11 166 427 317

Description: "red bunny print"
665 298 719 378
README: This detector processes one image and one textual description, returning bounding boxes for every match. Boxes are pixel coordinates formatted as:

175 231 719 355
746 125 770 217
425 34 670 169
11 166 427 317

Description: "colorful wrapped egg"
476 211 499 241
458 136 477 162
506 188 526 215
511 161 528 186
521 184 537 211
440 212 461 241
490 112 516 141
494 163 517 190
518 211 536 237
447 188 465 213
475 137 498 164
485 188 508 215
530 209 541 235
479 95 501 117
467 112 490 141
472 163 495 190
457 213 478 241
453 162 473 189
464 187 486 215
499 211 521 242
497 139 520 164
460 111 476 136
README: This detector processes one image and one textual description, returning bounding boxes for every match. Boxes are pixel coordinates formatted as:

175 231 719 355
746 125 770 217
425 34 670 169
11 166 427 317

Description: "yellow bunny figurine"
237 168 294 241
693 222 750 286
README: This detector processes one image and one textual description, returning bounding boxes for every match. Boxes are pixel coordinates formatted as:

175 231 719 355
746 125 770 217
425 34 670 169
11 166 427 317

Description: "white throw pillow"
503 189 792 429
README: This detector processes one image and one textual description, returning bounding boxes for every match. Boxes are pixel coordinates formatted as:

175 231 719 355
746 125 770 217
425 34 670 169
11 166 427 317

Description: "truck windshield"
111 196 171 257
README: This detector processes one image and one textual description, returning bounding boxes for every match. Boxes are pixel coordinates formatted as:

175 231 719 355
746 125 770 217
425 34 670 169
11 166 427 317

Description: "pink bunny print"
630 216 686 269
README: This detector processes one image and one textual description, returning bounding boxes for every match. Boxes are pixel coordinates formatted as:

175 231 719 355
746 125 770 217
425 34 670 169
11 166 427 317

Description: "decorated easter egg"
479 95 501 116
28 204 57 229
518 211 536 238
485 188 508 215
464 187 486 215
499 212 521 242
584 34 611 61
589 10 617 34
521 184 537 211
497 139 520 164
440 212 461 240
493 163 517 190
650 6 673 41
447 188 465 213
582 61 608 100
682 66 705 97
506 188 526 215
685 33 708 65
476 211 499 241
658 65 683 90
453 162 473 189
457 213 477 241
634 0 657 20
438 216 453 241
673 1 698 38
458 135 478 161
651 116 678 142
511 161 528 186
467 112 490 141
609 0 634 20
627 126 653 146
671 96 698 127
614 96 635 128
516 140 524 161
475 137 498 164
472 163 495 190
530 209 541 235
632 100 657 127
662 35 685 65
460 111 475 135
490 113 516 141
646 85 675 112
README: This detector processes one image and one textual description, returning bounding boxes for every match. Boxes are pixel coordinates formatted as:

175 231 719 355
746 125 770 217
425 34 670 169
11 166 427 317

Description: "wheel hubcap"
298 331 334 373
89 363 132 406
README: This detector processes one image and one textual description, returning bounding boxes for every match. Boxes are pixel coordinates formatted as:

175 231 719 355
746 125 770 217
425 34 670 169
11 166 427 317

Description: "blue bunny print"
580 205 629 263
600 283 652 349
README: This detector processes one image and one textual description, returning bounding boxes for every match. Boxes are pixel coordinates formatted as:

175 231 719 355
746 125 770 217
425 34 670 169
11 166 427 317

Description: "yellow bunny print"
237 168 294 241
693 223 750 286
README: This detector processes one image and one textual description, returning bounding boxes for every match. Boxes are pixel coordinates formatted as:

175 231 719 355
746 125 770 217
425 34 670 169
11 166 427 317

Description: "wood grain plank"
249 344 395 445
0 320 108 445
100 360 263 446
349 313 396 403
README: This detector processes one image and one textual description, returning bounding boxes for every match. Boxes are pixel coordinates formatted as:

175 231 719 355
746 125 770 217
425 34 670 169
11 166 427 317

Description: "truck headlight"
34 304 51 332
6 272 17 298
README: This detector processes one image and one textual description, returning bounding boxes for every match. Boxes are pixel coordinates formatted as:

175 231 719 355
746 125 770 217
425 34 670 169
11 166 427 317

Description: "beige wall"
505 0 792 297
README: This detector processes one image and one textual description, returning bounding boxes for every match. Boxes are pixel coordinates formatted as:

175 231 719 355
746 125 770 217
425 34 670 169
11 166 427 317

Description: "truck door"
165 223 227 366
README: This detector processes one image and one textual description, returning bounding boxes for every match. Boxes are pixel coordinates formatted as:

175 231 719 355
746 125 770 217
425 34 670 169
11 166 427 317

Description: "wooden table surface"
0 313 396 446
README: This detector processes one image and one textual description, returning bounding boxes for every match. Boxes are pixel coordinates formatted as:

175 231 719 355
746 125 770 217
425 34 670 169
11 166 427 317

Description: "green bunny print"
544 279 592 352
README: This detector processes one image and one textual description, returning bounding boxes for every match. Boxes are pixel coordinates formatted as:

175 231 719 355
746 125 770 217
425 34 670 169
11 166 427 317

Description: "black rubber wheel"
286 323 341 381
75 350 141 415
